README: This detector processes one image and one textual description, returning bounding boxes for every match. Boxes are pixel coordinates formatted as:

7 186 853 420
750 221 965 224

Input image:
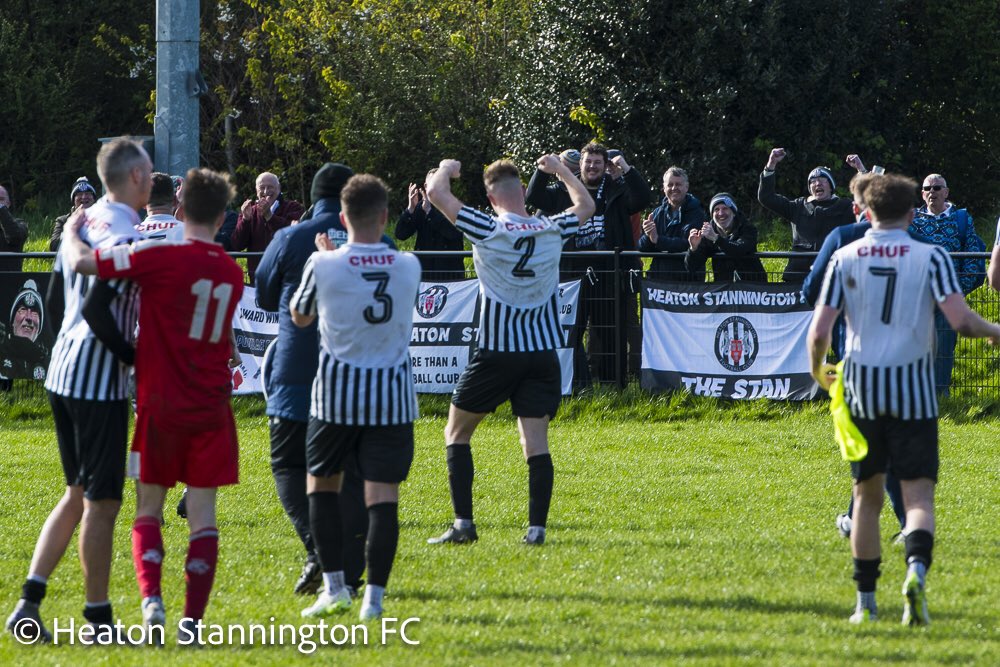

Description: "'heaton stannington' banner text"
640 280 819 400
234 279 582 396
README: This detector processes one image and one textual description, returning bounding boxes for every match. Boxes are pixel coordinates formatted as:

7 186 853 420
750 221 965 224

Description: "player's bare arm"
63 207 100 276
289 302 315 329
538 154 595 222
937 293 1000 344
988 245 1000 291
807 304 840 390
425 159 464 224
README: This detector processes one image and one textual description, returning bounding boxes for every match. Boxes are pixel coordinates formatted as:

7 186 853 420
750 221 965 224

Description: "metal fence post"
614 248 623 389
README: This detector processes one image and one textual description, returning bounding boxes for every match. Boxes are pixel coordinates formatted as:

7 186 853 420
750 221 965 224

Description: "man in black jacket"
395 170 465 281
758 148 855 283
0 185 28 272
685 193 766 283
527 143 649 384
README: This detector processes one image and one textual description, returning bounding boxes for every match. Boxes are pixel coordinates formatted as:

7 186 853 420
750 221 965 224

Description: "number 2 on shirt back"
189 279 234 343
512 237 536 277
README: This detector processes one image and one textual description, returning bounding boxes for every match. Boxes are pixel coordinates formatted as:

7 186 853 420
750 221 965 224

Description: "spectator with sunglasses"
910 173 986 394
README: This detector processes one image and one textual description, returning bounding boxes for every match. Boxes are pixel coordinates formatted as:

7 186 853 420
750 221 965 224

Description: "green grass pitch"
1 392 997 665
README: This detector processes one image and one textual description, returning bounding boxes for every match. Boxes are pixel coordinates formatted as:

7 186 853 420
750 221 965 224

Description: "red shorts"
133 408 239 488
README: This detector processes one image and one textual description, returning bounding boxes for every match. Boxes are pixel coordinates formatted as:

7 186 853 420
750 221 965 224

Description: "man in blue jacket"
638 167 706 281
255 162 376 596
911 173 986 395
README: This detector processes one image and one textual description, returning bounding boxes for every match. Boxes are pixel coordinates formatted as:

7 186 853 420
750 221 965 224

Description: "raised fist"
766 148 786 170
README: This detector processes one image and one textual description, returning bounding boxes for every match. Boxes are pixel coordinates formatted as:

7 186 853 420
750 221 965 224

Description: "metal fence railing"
2 249 997 402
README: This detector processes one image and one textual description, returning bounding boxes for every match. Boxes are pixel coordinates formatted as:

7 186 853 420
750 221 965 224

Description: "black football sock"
83 601 113 625
21 579 46 605
365 503 399 588
308 492 343 574
446 444 474 521
527 453 554 528
905 529 934 571
339 470 369 589
853 557 881 593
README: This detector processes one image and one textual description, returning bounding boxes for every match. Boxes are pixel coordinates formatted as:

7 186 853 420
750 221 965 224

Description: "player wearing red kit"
64 168 243 643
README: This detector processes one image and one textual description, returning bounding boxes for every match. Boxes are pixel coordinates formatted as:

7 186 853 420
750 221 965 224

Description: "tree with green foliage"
0 1 153 209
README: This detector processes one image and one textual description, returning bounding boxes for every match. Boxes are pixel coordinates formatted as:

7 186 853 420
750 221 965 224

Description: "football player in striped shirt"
808 173 1000 625
6 138 150 644
62 167 244 640
291 175 421 621
425 155 594 546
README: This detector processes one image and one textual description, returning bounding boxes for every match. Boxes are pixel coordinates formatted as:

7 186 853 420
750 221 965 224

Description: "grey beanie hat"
70 176 97 202
709 193 738 213
807 167 836 190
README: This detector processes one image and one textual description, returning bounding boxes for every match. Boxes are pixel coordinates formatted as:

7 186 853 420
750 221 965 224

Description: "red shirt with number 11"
97 239 244 428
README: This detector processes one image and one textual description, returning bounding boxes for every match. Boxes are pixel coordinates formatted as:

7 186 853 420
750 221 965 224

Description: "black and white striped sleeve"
929 245 961 301
549 211 580 240
455 206 496 243
817 255 844 310
291 254 319 316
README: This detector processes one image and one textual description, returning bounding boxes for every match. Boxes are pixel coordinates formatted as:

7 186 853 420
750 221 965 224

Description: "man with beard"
527 143 649 384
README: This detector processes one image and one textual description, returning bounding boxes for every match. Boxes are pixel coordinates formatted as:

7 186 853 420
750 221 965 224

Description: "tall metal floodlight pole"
154 0 205 175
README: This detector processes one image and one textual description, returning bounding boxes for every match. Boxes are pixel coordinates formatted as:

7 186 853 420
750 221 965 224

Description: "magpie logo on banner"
416 285 449 319
715 316 758 372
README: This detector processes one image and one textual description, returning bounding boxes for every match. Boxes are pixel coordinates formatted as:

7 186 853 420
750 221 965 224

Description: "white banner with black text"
232 279 582 396
410 279 581 395
231 287 279 394
640 280 819 400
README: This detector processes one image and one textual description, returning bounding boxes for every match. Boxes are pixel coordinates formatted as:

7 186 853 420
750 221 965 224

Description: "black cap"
310 162 354 205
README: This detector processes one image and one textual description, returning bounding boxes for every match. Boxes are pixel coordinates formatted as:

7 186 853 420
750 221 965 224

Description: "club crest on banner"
416 285 449 319
715 316 758 372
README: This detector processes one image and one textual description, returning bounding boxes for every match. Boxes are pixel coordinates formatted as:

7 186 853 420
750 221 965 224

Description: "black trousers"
270 417 367 586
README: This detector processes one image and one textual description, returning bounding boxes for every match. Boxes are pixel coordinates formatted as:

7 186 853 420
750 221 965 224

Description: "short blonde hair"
96 138 148 190
483 160 521 193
